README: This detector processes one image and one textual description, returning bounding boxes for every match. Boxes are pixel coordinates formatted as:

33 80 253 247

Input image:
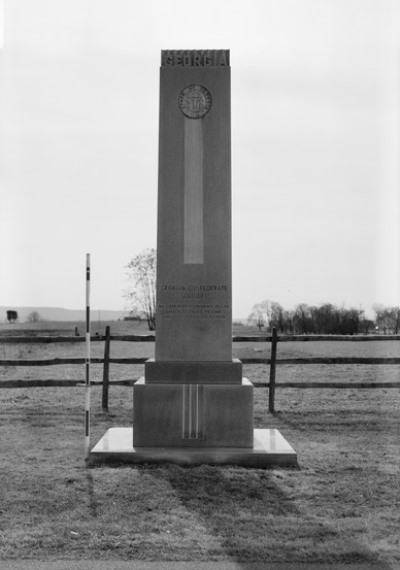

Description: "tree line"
248 300 400 335
125 250 400 334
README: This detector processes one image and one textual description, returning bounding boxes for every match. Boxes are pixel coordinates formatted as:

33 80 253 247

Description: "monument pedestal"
90 428 298 467
133 377 253 448
90 374 298 467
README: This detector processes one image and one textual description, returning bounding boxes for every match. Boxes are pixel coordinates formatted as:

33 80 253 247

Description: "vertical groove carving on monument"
182 384 204 439
179 84 212 265
183 119 204 264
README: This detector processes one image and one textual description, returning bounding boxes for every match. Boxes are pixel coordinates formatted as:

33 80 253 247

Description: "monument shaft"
155 52 232 362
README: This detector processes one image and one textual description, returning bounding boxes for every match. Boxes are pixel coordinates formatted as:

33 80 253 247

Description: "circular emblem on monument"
178 85 212 119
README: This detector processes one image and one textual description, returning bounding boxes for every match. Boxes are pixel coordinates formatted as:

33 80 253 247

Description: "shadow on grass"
155 463 298 566
145 463 392 569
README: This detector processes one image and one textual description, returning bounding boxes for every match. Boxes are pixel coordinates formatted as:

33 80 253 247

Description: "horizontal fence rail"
1 330 399 411
0 335 157 344
0 379 398 389
1 334 400 344
2 357 400 366
0 358 149 366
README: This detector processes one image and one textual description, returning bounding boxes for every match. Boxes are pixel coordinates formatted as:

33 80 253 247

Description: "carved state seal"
178 85 212 119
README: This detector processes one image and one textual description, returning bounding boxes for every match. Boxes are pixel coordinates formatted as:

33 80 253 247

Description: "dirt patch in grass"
0 384 399 567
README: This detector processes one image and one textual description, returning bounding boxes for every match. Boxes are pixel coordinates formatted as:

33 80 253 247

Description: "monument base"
133 377 254 448
90 428 298 467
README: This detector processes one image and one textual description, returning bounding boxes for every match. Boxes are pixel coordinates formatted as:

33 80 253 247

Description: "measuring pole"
84 253 91 460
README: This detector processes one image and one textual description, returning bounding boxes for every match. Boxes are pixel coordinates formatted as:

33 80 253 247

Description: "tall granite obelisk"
133 50 253 448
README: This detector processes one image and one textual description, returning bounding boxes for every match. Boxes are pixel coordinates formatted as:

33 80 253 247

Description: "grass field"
0 321 399 567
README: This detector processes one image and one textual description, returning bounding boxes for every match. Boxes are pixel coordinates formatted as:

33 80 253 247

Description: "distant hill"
0 306 129 323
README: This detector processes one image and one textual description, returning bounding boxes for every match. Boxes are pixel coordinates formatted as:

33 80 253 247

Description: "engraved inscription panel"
158 283 229 321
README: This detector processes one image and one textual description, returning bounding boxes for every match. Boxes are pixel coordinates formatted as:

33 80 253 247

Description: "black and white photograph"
1 1 399 569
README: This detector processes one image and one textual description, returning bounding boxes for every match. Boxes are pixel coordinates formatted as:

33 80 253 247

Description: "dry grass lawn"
0 385 399 567
0 322 399 567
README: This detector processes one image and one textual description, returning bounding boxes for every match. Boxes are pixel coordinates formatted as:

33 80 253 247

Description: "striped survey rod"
84 253 91 460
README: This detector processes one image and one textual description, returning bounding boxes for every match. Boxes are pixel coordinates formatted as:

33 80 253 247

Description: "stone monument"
91 50 297 466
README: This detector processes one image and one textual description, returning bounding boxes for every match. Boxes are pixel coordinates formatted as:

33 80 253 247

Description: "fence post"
84 254 91 461
102 326 111 410
268 327 278 413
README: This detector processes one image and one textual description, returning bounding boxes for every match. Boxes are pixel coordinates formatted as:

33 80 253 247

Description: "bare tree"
360 316 375 335
27 311 40 323
248 300 286 332
373 304 400 334
247 303 265 331
293 304 313 334
125 248 156 331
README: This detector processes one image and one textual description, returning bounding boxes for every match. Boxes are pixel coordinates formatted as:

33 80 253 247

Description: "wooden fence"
1 328 400 412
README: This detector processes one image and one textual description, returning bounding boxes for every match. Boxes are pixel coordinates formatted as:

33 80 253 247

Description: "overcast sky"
1 0 399 319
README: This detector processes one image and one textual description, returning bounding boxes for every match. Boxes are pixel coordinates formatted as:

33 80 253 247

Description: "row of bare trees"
124 250 400 334
248 300 400 335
